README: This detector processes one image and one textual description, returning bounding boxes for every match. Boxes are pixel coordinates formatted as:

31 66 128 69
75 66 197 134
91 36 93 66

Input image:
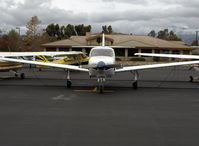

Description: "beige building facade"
42 33 193 61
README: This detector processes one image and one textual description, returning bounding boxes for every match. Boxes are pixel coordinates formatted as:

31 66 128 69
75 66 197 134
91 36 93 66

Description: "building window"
172 50 180 54
85 48 91 55
141 49 152 53
73 48 83 52
162 49 170 54
128 49 138 56
46 48 56 51
183 50 190 54
155 50 160 53
59 48 69 51
114 48 125 56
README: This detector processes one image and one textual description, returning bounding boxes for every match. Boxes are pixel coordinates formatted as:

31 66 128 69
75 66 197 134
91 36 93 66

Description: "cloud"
0 0 199 35
102 0 149 5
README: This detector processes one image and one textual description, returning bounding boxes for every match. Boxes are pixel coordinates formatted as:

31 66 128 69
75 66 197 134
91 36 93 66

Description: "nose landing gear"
98 77 105 93
66 70 72 88
132 71 139 90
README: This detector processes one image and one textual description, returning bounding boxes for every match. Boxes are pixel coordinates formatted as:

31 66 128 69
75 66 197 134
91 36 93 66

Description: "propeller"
82 62 122 70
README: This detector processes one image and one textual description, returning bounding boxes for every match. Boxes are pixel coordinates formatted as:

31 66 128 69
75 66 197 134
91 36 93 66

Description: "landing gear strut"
132 71 139 89
98 77 105 93
66 70 72 88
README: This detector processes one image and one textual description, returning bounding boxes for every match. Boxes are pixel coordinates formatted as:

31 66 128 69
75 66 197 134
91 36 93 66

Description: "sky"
0 0 199 35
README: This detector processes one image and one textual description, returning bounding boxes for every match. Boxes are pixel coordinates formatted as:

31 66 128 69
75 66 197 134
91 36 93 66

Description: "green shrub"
116 58 122 61
130 57 146 61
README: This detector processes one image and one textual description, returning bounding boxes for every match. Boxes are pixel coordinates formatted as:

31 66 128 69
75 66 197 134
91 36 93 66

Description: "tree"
7 29 20 51
148 30 156 37
0 30 21 52
157 29 169 40
45 24 91 39
152 29 182 41
107 25 113 34
46 24 56 37
25 16 41 46
102 25 108 34
102 25 113 34
0 34 9 51
168 31 182 41
191 40 199 46
64 24 75 38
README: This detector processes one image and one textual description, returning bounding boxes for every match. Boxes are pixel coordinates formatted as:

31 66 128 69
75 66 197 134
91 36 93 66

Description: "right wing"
135 53 199 60
0 57 89 72
116 60 199 73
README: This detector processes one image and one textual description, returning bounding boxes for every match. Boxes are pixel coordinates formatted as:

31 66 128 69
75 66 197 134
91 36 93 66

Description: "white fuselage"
88 46 115 78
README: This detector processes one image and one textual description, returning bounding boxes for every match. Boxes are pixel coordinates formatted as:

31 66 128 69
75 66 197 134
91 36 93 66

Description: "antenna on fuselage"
102 33 105 47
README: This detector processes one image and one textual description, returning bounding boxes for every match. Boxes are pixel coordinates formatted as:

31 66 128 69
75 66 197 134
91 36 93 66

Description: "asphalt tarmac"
0 66 199 146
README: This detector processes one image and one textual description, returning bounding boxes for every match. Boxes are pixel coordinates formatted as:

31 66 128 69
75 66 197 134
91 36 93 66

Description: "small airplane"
1 34 199 93
0 51 87 79
0 61 25 79
35 52 89 70
135 53 199 82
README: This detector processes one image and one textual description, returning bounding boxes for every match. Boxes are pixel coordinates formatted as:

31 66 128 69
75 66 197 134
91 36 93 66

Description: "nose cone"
96 61 106 69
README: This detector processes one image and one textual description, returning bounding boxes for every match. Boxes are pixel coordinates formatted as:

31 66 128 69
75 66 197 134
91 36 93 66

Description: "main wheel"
15 73 18 77
99 85 104 94
67 80 72 88
189 76 193 82
20 73 25 79
133 81 138 90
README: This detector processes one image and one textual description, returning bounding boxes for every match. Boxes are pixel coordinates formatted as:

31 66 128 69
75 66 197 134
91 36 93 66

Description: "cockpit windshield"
90 49 114 57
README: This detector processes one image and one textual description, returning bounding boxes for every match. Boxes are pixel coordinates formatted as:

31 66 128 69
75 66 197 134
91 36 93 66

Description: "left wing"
135 53 199 60
0 57 89 72
0 51 83 58
115 60 199 73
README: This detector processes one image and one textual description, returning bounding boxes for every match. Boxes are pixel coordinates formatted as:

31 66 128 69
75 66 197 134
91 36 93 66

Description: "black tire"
67 80 72 88
15 73 18 77
20 73 25 79
189 76 193 82
99 85 103 94
133 81 138 90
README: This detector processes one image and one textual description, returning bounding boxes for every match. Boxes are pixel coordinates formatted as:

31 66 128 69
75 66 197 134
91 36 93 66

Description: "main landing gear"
132 71 139 90
189 75 199 83
13 71 25 79
66 70 72 88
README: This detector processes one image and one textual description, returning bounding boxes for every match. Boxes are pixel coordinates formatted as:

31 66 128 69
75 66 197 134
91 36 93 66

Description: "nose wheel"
131 71 139 90
67 80 72 88
132 81 138 89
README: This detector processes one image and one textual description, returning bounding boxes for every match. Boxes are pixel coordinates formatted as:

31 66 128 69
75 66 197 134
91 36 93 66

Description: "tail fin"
102 33 105 47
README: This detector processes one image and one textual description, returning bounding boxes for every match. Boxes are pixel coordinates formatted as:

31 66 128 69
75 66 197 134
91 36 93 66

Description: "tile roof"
42 34 192 50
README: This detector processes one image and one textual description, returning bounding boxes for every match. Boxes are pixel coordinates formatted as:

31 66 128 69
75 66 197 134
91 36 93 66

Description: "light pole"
16 27 20 36
16 27 21 51
196 31 198 46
